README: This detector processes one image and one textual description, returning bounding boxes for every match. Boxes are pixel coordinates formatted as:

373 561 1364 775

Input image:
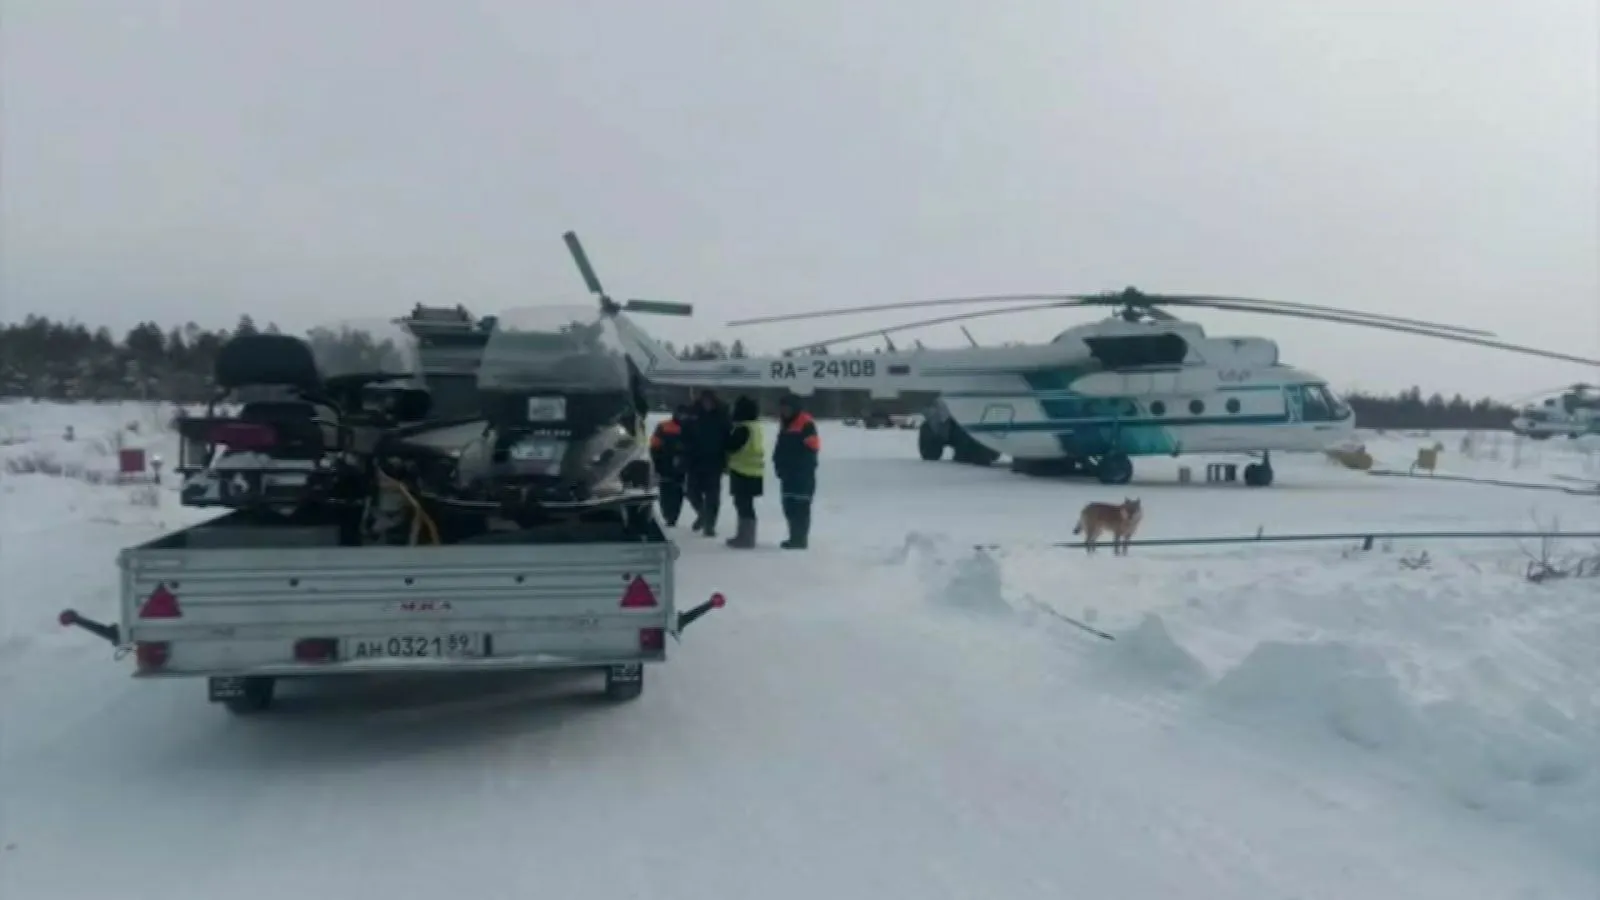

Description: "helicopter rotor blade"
728 294 1092 328
561 231 609 305
623 299 694 316
771 292 1599 365
1144 294 1494 337
1504 384 1576 404
730 290 1496 338
1177 298 1600 366
777 300 1085 354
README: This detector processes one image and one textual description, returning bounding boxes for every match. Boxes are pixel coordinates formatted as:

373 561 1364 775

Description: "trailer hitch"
674 592 725 636
58 609 121 646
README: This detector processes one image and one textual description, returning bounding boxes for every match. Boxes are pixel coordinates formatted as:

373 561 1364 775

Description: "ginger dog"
1072 498 1143 555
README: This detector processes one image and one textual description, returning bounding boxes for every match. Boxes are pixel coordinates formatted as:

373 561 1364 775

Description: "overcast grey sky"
2 0 1596 397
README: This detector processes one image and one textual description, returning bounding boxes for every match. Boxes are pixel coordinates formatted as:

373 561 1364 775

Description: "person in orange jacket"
649 405 694 526
772 393 821 549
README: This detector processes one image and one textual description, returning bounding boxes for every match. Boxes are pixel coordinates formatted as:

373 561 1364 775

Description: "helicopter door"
979 403 1015 437
1284 386 1304 422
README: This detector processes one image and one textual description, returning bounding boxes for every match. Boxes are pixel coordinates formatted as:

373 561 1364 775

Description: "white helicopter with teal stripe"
559 232 1600 488
924 316 1354 486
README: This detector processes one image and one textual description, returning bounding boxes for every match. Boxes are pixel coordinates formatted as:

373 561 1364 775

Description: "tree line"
0 314 1521 429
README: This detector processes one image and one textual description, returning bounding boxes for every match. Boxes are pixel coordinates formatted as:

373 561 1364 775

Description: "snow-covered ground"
2 401 1597 900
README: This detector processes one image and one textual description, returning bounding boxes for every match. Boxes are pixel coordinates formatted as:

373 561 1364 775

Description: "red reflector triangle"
620 576 657 608
139 584 182 619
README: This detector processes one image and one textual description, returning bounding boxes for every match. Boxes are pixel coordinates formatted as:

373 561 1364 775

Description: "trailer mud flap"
603 663 645 701
606 663 642 684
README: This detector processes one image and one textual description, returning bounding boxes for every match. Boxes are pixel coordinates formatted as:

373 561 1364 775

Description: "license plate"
208 676 248 700
509 439 562 461
344 634 486 660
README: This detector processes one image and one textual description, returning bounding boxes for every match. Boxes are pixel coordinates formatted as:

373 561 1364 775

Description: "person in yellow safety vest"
722 395 765 548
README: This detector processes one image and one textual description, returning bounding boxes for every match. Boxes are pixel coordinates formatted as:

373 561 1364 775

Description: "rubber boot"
659 482 683 527
781 503 810 550
725 517 756 549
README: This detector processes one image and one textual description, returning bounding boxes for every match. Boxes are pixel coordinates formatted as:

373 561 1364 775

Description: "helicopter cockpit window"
1298 384 1346 422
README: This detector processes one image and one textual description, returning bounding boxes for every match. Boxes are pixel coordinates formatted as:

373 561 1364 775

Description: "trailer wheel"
603 664 644 702
222 676 276 715
917 422 946 461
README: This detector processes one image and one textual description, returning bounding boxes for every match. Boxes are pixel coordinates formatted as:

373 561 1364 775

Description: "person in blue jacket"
772 393 820 550
682 389 731 536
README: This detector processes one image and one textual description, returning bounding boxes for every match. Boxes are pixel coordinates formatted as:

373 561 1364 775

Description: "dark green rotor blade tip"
562 231 604 296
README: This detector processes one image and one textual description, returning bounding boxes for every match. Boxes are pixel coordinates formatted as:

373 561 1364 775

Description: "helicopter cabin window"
1188 399 1205 415
1082 334 1189 369
1150 400 1167 416
1225 397 1241 414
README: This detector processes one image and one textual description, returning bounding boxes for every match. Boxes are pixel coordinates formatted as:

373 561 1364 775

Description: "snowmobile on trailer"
59 306 724 714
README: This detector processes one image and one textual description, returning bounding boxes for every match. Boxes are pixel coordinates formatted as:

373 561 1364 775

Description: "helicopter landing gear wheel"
1243 454 1275 487
918 422 946 461
1096 453 1133 485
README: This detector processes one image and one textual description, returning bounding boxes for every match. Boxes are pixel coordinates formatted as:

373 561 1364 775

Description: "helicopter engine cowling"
1205 337 1280 368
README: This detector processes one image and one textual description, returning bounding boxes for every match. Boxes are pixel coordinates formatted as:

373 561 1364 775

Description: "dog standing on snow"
1072 498 1142 555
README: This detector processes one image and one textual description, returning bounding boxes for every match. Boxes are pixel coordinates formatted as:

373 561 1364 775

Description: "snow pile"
1001 540 1600 863
1111 613 1210 688
881 529 954 567
885 532 1017 617
1207 639 1416 750
1203 636 1599 860
926 549 1012 617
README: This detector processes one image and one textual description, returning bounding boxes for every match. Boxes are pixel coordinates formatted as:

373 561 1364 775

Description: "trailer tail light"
294 638 339 663
134 585 181 672
639 628 665 652
207 422 278 450
139 585 182 619
620 576 658 609
135 642 170 670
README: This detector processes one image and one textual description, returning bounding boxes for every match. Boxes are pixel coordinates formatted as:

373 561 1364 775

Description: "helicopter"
558 232 1600 488
1510 383 1600 440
